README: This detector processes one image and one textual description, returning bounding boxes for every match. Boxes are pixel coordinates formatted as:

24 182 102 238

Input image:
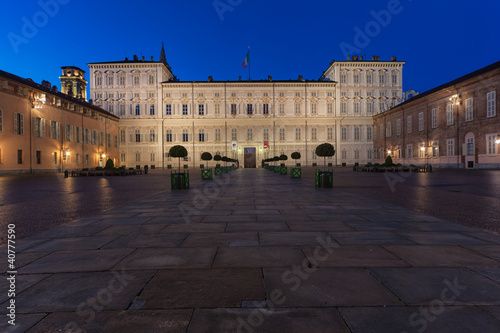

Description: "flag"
242 48 249 68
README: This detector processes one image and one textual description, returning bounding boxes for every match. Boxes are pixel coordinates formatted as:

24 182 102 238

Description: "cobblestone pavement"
1 168 500 332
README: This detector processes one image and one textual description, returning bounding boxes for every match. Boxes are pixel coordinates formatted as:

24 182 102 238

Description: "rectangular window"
327 103 333 114
65 124 71 141
136 152 141 162
150 129 156 142
311 128 317 141
279 128 285 141
367 102 373 114
407 116 412 133
392 74 397 85
418 112 424 131
340 74 346 84
295 103 300 114
119 129 125 143
107 133 112 147
379 74 385 84
487 135 497 155
135 129 141 143
150 152 155 162
119 76 125 86
354 150 360 159
149 75 155 85
14 113 24 135
263 104 269 115
295 128 301 141
432 108 438 128
354 102 360 114
487 91 496 117
279 104 285 115
341 127 347 141
199 104 205 115
432 141 439 157
75 153 80 165
379 102 385 112
199 129 205 142
134 76 140 85
215 104 221 115
311 103 317 114
396 119 401 136
353 74 359 84
386 122 392 137
341 150 347 160
84 129 90 144
215 128 221 141
231 104 237 115
354 126 360 140
182 104 188 115
340 102 346 114
114 135 118 148
150 105 155 115
85 154 88 165
53 152 58 164
407 144 413 158
34 150 41 164
232 128 237 141
446 104 453 125
108 76 113 86
165 129 172 142
247 104 253 115
119 104 125 116
50 121 60 139
33 117 45 137
99 132 104 146
380 124 384 138
135 105 140 116
447 139 454 156
120 153 126 163
367 126 372 140
327 127 333 140
465 98 473 121
247 128 253 141
367 149 372 160
366 73 372 84
183 129 189 142
263 128 269 141
165 104 172 115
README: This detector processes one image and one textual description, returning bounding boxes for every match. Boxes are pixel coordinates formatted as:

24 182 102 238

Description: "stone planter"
171 171 189 190
201 169 213 180
290 168 301 178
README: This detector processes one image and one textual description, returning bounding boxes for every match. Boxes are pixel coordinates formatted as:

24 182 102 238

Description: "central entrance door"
244 148 256 168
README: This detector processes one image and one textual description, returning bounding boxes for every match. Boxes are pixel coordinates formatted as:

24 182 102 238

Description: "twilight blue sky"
1 0 499 95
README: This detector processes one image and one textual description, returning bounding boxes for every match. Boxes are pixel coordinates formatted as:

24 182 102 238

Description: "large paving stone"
330 231 416 245
213 246 306 268
0 313 47 333
226 222 289 232
101 233 188 249
0 251 50 274
139 269 265 308
340 306 500 333
259 232 332 246
113 247 217 270
202 215 257 223
0 273 50 304
345 220 416 232
3 270 155 313
369 268 500 305
95 224 166 236
383 245 500 267
19 248 134 273
465 246 500 261
301 245 409 268
180 232 258 247
30 225 109 239
263 268 402 307
27 309 192 333
162 223 227 233
187 308 350 333
398 231 493 246
287 221 354 232
22 235 118 252
470 268 500 284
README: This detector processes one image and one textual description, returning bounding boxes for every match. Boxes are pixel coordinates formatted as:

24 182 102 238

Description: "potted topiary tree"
221 156 229 172
201 152 213 180
315 143 335 188
214 154 222 175
279 154 288 175
290 152 301 178
169 145 189 190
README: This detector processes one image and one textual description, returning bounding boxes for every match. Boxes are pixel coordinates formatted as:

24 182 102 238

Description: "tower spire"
159 42 170 69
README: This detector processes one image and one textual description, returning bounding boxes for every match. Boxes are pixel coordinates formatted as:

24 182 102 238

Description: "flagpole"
248 46 251 81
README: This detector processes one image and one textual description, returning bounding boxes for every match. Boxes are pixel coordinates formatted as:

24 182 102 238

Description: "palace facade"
0 67 120 175
88 47 405 169
373 61 500 169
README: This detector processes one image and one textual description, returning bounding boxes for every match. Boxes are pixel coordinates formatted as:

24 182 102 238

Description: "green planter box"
280 166 287 175
215 167 222 175
201 169 213 180
290 167 301 178
315 169 333 188
274 166 280 172
171 171 189 190
223 166 229 173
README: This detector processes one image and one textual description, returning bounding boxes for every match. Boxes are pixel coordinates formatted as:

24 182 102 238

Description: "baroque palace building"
373 61 500 169
0 67 120 175
88 46 405 169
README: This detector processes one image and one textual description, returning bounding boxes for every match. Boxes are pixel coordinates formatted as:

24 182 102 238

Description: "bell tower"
59 66 87 101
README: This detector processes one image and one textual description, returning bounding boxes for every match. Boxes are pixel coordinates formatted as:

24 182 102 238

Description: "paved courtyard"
2 168 500 332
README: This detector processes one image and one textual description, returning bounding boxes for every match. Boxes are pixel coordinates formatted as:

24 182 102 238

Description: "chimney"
125 57 129 61
151 56 154 61
353 55 358 61
372 55 379 61
133 55 138 60
89 99 93 105
391 56 397 61
239 76 241 81
208 76 213 82
142 56 145 61
298 75 304 81
41 80 51 89
347 55 351 61
268 75 272 81
360 55 363 61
